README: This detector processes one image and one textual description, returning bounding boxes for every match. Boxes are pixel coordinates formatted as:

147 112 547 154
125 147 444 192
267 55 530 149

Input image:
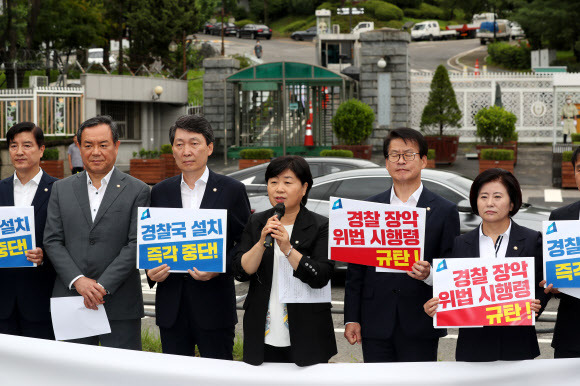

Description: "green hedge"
361 0 404 21
563 151 574 163
481 148 514 161
332 99 375 145
239 148 274 159
234 19 254 28
160 144 172 154
41 147 60 160
320 149 354 158
488 42 531 70
427 149 436 160
571 133 580 143
403 3 445 20
133 148 160 159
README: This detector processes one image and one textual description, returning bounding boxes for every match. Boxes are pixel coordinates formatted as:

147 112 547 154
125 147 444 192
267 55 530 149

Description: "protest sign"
0 206 35 268
542 220 580 288
137 207 227 272
433 257 535 328
328 197 425 272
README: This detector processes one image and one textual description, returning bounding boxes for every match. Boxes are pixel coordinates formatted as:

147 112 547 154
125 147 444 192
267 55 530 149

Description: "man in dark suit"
344 128 460 362
146 115 251 359
0 122 57 339
543 146 580 358
44 116 150 349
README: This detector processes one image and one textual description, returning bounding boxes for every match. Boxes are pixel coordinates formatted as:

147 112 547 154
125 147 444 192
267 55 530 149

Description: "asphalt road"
408 38 483 72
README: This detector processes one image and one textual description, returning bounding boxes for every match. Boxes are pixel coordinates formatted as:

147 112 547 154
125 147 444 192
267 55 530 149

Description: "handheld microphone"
264 203 286 248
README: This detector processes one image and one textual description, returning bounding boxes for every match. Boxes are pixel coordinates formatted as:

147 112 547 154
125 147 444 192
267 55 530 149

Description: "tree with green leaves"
420 65 462 136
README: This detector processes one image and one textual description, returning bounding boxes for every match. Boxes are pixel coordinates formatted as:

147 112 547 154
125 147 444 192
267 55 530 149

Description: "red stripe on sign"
330 247 419 271
437 300 533 327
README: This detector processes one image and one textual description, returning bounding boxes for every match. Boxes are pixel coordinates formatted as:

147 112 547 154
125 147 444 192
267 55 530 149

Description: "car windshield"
413 24 425 30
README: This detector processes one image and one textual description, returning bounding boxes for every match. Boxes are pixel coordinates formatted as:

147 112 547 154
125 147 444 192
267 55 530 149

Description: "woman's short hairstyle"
265 155 313 205
469 168 522 217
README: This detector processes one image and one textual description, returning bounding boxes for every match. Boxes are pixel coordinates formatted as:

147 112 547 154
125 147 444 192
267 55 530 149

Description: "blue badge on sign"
436 259 447 272
546 222 557 235
332 199 343 210
141 209 151 220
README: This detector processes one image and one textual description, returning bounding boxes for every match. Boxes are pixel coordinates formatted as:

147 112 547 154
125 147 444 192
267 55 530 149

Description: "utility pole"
221 0 225 56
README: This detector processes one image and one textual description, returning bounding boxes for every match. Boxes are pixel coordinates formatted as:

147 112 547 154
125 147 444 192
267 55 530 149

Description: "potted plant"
561 151 576 188
479 149 515 173
239 148 274 170
40 147 64 179
320 149 354 158
331 99 375 160
130 148 164 184
426 149 436 169
160 144 180 178
420 65 462 165
474 105 519 165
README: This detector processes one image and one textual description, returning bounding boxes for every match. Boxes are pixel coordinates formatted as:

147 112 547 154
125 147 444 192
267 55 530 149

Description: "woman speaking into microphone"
232 155 336 366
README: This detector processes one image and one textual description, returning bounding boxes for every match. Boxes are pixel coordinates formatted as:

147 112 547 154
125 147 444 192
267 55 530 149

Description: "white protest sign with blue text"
0 206 36 268
137 207 227 273
543 220 580 289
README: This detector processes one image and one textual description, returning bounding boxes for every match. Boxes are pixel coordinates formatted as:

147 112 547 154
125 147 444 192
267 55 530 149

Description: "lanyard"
494 235 504 257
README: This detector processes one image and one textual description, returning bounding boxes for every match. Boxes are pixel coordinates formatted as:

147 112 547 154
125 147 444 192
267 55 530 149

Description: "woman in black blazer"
424 168 549 362
232 156 337 366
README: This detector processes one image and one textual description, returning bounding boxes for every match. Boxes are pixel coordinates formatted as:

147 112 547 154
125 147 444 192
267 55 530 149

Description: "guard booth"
226 62 356 155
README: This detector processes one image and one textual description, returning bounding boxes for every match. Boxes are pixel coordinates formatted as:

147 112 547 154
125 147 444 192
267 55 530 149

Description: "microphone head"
274 202 285 217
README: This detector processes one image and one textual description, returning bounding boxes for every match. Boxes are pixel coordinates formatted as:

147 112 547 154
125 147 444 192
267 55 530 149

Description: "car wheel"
428 35 433 41
298 36 303 41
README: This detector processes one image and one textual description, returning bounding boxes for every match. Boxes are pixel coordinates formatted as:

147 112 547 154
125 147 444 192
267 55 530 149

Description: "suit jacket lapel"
505 222 525 257
0 176 15 206
417 187 436 222
291 206 315 246
200 169 219 209
93 168 127 228
31 173 52 215
73 171 93 227
461 228 480 257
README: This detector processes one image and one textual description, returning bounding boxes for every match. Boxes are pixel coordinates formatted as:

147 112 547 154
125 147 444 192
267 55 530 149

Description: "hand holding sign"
25 247 43 265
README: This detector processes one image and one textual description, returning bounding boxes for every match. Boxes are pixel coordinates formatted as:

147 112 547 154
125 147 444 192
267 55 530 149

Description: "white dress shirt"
69 168 115 290
389 184 434 286
479 221 512 259
13 169 43 207
180 167 209 209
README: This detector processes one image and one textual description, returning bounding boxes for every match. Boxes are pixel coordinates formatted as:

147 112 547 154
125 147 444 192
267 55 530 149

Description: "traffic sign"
337 8 364 15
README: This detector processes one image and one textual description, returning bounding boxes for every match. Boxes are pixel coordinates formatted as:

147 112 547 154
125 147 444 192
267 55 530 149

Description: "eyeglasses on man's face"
387 152 420 162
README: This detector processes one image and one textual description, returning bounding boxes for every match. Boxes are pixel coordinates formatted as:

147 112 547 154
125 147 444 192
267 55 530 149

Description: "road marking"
447 45 486 72
544 189 563 203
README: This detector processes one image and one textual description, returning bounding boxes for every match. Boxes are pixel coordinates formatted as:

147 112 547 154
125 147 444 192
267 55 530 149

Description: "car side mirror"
457 199 473 213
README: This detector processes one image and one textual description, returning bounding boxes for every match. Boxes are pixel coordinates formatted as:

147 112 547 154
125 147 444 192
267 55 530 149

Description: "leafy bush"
231 54 253 69
427 149 436 160
160 144 173 154
562 151 574 163
362 1 403 21
571 133 580 143
239 148 274 159
234 19 254 28
403 3 445 20
133 148 160 159
331 99 375 145
481 149 514 161
320 149 354 157
475 106 518 145
282 19 310 33
41 147 60 160
420 65 462 136
487 42 531 70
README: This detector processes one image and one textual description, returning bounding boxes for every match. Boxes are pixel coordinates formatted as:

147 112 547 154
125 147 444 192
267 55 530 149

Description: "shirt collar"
87 167 115 188
180 166 209 188
390 183 423 204
14 168 43 186
479 220 512 240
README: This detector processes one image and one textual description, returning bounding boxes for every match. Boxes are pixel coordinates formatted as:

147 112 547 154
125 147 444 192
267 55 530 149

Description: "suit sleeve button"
89 240 95 245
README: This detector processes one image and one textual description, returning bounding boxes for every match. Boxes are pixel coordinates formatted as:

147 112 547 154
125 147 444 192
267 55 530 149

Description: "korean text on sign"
0 206 36 268
328 197 425 272
433 257 535 328
543 220 580 289
137 207 227 272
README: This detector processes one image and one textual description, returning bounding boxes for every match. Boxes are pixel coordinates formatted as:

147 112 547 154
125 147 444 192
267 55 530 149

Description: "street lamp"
377 57 387 69
152 86 163 100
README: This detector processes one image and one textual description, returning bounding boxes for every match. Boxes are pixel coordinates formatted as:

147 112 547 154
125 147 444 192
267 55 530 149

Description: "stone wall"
359 29 410 148
203 58 240 153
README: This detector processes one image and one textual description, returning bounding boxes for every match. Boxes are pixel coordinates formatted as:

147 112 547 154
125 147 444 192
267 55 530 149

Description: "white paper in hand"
50 296 111 341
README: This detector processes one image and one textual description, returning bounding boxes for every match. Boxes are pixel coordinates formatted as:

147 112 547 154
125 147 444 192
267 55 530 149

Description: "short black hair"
265 155 313 205
383 128 428 159
469 168 522 217
572 147 580 168
6 122 45 147
77 115 119 144
169 115 214 145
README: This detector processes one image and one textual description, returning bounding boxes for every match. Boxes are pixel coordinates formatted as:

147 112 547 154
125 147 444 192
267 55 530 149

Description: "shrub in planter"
571 133 580 144
40 147 64 179
561 151 576 188
420 65 462 164
160 144 180 178
331 99 374 159
320 149 354 158
479 149 515 173
130 148 164 184
426 149 436 168
475 105 519 164
238 148 274 170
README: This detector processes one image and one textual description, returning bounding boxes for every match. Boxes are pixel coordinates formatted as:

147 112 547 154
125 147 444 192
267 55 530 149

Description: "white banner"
1 333 579 386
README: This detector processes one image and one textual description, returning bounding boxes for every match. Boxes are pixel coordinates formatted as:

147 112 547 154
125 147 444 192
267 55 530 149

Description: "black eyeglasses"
387 152 420 162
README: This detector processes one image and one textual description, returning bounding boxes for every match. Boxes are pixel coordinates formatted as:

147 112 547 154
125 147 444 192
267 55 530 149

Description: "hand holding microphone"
264 203 285 248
